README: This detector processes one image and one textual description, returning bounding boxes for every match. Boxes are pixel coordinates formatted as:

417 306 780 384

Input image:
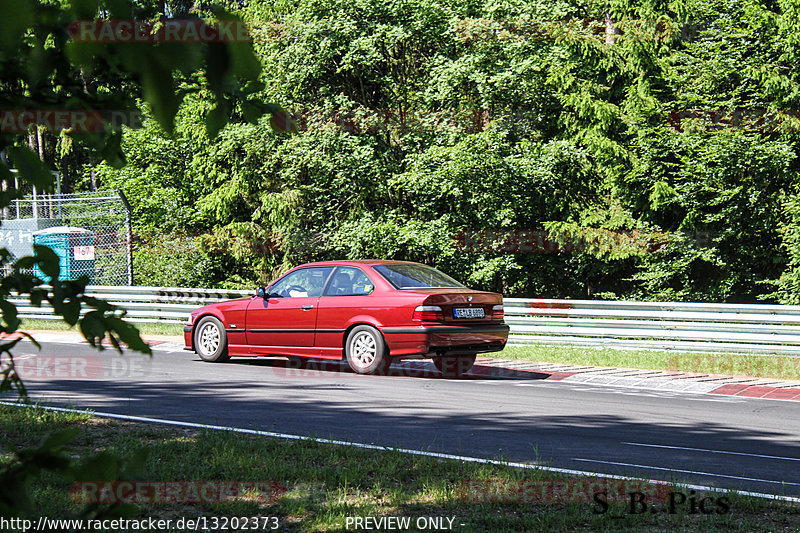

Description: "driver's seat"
330 271 353 295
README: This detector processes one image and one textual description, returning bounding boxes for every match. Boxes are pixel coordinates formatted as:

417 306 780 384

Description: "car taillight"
413 305 444 322
492 304 504 320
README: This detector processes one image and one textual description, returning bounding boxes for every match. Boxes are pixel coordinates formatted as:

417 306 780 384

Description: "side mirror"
256 287 266 299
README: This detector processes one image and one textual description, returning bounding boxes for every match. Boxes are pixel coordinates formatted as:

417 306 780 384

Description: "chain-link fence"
0 190 132 285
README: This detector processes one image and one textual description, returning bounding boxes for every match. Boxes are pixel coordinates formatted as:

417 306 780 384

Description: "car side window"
323 267 374 296
269 267 333 298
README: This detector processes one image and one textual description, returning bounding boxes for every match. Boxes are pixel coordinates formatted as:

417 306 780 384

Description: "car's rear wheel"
345 325 391 375
434 354 476 377
194 316 230 362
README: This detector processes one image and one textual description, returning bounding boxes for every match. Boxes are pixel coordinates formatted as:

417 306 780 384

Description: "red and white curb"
473 358 800 401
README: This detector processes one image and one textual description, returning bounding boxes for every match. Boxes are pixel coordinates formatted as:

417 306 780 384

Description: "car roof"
296 260 420 268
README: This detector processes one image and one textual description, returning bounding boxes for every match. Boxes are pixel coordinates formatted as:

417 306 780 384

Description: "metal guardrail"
504 298 800 355
10 285 252 324
10 287 800 354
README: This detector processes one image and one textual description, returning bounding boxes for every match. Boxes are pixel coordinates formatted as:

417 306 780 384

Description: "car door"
314 266 377 356
245 266 334 349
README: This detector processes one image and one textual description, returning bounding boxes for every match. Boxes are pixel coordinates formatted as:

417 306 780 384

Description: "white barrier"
504 298 800 354
10 287 800 354
10 285 251 324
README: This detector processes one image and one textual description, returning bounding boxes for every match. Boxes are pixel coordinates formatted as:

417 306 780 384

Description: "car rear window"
373 264 465 289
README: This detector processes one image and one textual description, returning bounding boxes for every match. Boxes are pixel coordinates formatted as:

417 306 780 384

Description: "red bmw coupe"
184 260 509 376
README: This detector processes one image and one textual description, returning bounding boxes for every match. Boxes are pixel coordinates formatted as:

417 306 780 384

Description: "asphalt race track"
12 340 800 498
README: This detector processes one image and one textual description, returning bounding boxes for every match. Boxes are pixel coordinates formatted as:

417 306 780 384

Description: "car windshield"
373 264 465 289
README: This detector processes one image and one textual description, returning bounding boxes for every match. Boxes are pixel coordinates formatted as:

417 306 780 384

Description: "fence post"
118 189 134 286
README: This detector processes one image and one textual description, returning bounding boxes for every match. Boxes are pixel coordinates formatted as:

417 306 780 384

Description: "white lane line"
622 442 800 462
1 401 799 504
573 458 800 487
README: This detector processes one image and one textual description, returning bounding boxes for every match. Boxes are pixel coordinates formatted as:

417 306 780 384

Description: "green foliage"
0 427 143 523
133 233 219 287
774 192 800 304
76 0 800 303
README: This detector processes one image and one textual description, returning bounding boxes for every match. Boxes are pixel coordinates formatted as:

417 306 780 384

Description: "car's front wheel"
194 316 230 362
345 325 391 375
434 354 476 377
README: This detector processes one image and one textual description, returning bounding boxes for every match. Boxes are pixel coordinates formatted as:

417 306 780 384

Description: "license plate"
453 307 485 319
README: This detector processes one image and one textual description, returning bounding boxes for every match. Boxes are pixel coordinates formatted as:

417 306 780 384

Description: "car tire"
194 316 230 362
434 354 476 377
345 325 391 375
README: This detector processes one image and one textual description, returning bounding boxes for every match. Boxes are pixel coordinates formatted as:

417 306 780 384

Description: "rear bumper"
381 324 509 357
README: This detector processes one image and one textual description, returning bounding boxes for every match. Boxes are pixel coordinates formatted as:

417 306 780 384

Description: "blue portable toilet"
32 226 96 283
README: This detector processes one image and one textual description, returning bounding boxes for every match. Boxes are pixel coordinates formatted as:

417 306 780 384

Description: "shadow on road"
226 357 552 381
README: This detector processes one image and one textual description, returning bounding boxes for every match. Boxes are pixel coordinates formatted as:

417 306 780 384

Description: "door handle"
301 304 314 310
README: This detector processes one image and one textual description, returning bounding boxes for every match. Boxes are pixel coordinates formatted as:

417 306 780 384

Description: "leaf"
227 41 262 81
139 55 180 134
0 299 20 332
68 0 100 20
64 41 104 70
79 311 106 348
75 452 120 481
16 332 40 351
212 10 261 81
649 181 677 211
0 338 23 353
107 333 121 353
61 298 81 326
20 429 79 471
205 100 230 139
99 131 126 168
28 288 45 307
7 146 54 191
39 428 80 452
0 162 20 210
205 42 230 94
106 317 152 356
103 0 131 18
33 244 60 281
0 0 33 53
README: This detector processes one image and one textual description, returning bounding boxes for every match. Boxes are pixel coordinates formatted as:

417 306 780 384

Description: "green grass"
0 404 798 532
501 344 800 381
19 318 184 337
